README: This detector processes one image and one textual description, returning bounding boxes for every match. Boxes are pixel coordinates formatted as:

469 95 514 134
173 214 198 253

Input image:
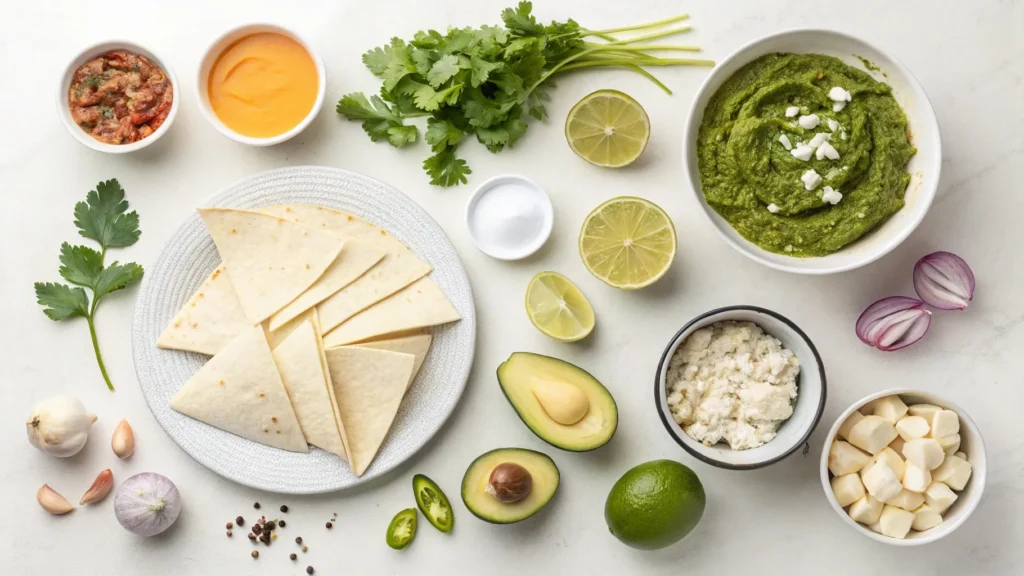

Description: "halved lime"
525 272 595 342
579 197 677 290
565 90 650 168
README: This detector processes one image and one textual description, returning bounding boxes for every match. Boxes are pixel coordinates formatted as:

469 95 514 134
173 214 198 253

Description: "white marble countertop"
1 0 1021 574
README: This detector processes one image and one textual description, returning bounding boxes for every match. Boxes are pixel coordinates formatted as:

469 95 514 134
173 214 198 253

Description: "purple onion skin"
876 308 932 351
914 251 975 311
115 472 181 537
856 296 927 345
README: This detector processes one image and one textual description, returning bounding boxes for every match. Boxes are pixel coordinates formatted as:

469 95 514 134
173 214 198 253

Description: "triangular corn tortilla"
259 205 432 333
324 347 414 476
170 325 307 452
271 320 346 458
265 215 387 331
198 208 344 324
157 264 250 356
322 277 459 347
349 333 432 391
310 310 351 463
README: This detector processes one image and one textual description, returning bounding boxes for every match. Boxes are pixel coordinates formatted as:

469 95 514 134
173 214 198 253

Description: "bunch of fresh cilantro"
34 179 143 391
337 2 711 187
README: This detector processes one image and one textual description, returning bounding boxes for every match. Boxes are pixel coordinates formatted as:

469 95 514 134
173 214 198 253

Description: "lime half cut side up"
525 272 596 342
579 197 677 290
565 90 650 168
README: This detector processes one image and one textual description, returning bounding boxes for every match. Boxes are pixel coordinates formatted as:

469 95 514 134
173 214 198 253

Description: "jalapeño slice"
413 474 454 533
386 508 418 550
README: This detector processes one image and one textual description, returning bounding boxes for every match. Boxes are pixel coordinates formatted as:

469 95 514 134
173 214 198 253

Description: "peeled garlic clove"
80 469 114 505
111 419 135 459
37 484 75 515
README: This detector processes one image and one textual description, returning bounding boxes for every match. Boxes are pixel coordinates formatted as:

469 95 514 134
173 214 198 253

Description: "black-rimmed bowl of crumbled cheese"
655 306 826 470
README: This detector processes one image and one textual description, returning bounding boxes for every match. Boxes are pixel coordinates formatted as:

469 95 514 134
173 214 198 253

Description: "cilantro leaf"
35 282 89 321
426 55 462 88
388 125 419 147
414 83 463 112
337 93 418 147
412 50 439 76
476 125 510 152
470 55 502 87
94 262 144 299
423 147 471 187
502 2 544 36
58 242 104 288
425 118 465 151
74 179 141 249
362 46 393 76
36 180 144 391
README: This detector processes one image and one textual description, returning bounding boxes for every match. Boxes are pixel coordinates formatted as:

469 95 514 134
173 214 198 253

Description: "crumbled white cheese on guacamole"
666 321 800 450
801 169 822 190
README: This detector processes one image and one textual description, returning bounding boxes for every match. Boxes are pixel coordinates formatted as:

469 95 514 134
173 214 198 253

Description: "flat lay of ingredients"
21 0 998 572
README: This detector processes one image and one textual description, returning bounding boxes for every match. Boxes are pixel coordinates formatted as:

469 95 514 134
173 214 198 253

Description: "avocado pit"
485 462 533 503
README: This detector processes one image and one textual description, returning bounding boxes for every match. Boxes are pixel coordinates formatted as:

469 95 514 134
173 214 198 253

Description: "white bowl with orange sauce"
197 24 326 146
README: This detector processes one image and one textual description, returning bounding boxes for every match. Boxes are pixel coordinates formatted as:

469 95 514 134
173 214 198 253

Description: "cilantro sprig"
34 179 143 391
337 2 713 187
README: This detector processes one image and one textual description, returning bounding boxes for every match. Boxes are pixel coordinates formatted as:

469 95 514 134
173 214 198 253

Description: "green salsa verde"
697 53 915 257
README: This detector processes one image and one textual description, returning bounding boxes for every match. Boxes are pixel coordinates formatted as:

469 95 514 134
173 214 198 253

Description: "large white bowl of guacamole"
683 30 940 274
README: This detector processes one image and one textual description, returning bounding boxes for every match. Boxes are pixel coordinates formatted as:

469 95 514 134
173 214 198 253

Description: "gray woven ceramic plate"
132 166 476 494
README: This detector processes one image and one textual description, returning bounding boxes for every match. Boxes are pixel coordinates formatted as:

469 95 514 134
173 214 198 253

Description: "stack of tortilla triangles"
162 205 459 475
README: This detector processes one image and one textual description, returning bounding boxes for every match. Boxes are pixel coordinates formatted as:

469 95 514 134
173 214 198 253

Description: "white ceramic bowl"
196 24 326 146
682 29 941 275
465 174 554 260
820 389 987 546
655 306 826 469
57 41 179 153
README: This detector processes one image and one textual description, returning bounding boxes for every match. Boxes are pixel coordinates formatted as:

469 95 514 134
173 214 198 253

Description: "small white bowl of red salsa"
57 40 179 153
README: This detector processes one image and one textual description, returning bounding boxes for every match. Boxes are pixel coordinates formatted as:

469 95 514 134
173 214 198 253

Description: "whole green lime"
604 460 706 550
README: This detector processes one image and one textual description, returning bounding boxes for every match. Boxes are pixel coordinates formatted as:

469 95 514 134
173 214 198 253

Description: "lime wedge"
565 90 650 168
579 197 677 290
525 272 595 342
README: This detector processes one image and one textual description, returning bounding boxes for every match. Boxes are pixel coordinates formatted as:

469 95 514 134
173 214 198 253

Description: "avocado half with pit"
497 352 617 451
462 448 559 524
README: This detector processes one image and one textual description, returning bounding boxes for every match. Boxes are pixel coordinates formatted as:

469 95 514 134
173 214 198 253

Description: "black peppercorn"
226 521 233 529
290 553 298 560
236 516 244 526
252 523 263 536
259 533 271 544
251 550 259 559
280 505 289 513
325 521 333 529
278 520 286 528
248 533 256 541
226 530 232 537
295 536 303 544
306 567 314 574
265 520 276 531
254 502 261 510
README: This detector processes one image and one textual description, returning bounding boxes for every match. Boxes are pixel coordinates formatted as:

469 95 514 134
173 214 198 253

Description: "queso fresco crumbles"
697 53 915 257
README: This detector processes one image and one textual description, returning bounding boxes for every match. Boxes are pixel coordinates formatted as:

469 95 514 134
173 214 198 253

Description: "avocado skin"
497 352 618 452
462 447 560 524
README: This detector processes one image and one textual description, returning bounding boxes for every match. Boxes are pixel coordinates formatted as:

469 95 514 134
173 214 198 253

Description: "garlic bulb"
26 396 97 457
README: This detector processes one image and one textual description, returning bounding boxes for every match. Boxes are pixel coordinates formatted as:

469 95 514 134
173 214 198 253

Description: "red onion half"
914 252 975 310
856 296 932 351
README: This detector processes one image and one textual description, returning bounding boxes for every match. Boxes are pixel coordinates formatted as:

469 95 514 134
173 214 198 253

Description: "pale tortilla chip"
324 347 414 476
349 334 432 391
198 208 344 324
157 264 249 356
322 277 459 347
170 325 307 452
271 320 346 458
266 231 386 331
310 310 351 463
259 205 432 333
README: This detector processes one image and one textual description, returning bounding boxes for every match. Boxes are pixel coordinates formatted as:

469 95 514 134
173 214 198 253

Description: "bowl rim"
681 27 942 275
56 39 180 154
464 173 554 260
195 23 327 147
654 305 827 470
818 387 987 546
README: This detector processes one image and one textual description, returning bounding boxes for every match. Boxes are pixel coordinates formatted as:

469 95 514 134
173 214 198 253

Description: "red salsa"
68 50 173 144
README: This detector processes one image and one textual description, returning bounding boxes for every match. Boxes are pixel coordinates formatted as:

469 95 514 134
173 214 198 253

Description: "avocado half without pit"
462 448 560 524
497 352 618 451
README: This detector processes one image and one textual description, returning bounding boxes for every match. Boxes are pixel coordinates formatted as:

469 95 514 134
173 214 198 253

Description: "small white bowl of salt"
465 174 554 260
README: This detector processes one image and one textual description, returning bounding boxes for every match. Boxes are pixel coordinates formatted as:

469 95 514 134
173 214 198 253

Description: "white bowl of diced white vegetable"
820 389 986 546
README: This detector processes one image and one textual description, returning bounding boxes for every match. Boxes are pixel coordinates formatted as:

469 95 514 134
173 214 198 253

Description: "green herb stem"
583 13 689 36
561 57 716 71
584 44 703 54
605 26 693 45
623 65 673 95
86 314 114 391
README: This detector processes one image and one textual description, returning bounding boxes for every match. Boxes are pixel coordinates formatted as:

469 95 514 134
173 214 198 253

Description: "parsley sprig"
34 179 143 391
337 2 712 187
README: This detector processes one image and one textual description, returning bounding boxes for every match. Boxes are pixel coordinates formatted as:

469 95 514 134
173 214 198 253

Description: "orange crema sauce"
208 33 318 138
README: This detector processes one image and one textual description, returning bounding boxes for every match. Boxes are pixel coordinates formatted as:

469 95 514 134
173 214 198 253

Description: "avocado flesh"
462 448 559 524
497 352 618 451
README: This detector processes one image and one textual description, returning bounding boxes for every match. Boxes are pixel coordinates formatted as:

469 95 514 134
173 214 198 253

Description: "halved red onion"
913 252 975 310
856 296 932 350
